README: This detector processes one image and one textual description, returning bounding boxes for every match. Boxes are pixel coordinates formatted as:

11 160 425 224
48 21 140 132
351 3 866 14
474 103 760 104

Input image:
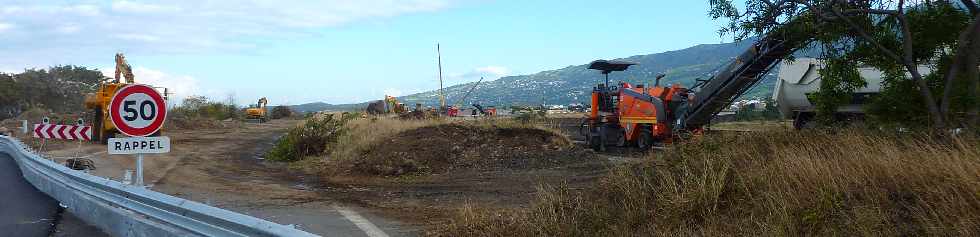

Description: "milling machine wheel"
589 135 602 152
636 130 654 151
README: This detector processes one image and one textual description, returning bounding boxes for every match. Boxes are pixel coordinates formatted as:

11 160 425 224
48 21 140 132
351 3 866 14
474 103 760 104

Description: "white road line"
333 205 390 237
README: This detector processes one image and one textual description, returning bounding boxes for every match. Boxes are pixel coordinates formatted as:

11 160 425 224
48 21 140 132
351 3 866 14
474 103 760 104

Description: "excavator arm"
114 53 135 84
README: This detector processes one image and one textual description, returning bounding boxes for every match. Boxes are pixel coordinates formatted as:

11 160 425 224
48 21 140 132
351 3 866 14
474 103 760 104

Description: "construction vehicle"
385 95 407 114
366 95 406 115
245 97 269 123
84 53 166 143
449 77 486 117
585 26 810 151
472 104 496 116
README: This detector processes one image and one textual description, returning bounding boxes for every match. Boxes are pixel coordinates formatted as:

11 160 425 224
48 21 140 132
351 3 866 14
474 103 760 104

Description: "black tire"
636 129 654 151
93 108 103 142
588 134 602 152
794 112 815 130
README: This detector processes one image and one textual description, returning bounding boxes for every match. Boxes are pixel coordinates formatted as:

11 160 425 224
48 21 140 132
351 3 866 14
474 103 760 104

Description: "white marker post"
107 84 168 187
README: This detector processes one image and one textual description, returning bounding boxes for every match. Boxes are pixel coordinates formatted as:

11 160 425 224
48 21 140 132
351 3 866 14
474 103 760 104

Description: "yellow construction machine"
385 95 406 114
246 97 269 123
84 53 166 142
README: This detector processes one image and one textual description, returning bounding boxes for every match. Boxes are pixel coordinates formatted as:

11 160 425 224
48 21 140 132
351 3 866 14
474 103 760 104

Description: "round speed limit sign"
109 84 167 137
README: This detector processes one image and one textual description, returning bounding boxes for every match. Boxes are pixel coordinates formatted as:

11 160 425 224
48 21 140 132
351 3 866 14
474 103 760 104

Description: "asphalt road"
0 153 60 237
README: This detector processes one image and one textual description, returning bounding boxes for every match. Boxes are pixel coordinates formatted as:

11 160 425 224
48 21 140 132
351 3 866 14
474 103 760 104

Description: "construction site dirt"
310 122 613 230
32 119 412 236
27 117 618 234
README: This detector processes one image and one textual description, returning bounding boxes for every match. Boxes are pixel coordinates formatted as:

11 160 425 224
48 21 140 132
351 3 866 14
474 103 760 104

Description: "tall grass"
435 130 980 236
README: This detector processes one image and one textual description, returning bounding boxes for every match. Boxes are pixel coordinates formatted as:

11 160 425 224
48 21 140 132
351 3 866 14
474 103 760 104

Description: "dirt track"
42 119 415 236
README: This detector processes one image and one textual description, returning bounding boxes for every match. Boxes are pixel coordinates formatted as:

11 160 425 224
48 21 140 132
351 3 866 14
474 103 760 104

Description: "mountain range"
291 39 780 113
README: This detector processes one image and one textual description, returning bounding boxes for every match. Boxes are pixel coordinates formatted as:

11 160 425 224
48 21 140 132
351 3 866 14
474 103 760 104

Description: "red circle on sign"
109 84 167 137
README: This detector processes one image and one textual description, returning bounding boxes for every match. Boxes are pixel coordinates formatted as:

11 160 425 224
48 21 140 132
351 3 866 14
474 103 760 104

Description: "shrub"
266 114 353 162
170 96 242 121
271 105 294 119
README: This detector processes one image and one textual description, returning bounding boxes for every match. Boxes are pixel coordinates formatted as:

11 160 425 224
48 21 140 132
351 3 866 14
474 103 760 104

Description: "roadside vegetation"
435 129 980 236
0 66 105 121
167 96 244 129
711 0 980 130
265 112 359 162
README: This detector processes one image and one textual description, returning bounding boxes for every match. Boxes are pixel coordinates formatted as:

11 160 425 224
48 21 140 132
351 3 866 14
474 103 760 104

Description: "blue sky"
0 0 733 105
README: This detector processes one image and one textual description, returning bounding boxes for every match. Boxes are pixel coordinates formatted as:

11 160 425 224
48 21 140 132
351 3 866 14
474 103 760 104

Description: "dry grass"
330 117 447 162
435 130 980 236
301 116 585 175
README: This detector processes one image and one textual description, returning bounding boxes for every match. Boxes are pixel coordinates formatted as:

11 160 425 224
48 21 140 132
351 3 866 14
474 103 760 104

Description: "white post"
135 153 144 187
22 120 28 134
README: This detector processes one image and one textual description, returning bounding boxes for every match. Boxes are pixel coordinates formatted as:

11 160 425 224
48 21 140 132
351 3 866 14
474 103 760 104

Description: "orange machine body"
590 83 687 141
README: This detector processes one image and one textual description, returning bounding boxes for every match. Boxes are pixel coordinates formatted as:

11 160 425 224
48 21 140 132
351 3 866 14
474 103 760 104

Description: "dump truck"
84 53 167 143
245 97 269 123
585 25 810 151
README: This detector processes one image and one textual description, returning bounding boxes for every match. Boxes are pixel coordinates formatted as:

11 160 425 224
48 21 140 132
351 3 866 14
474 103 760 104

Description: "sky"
0 0 734 105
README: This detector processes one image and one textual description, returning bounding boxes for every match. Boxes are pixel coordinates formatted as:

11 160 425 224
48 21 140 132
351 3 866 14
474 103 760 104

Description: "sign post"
107 84 168 187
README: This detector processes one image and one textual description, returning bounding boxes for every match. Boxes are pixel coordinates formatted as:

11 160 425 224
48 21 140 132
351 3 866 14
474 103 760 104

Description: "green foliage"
271 105 294 119
810 56 866 123
266 113 357 162
709 0 976 128
0 65 107 120
734 99 781 121
169 96 242 121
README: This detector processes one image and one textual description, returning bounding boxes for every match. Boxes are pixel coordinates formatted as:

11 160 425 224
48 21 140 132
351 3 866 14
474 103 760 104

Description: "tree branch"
941 14 980 126
896 0 947 127
825 4 904 62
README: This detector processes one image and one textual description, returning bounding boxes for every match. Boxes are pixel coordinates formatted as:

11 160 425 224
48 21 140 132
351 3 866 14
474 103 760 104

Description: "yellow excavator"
385 95 406 114
246 97 269 123
84 53 165 142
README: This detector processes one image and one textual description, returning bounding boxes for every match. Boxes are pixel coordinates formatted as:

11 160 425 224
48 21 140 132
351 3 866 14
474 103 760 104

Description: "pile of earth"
352 123 599 176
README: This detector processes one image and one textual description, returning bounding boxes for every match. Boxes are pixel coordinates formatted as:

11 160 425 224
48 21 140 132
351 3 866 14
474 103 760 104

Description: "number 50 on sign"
108 84 167 137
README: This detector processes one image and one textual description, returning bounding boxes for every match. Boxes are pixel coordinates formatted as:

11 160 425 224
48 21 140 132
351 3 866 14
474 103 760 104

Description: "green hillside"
399 39 776 107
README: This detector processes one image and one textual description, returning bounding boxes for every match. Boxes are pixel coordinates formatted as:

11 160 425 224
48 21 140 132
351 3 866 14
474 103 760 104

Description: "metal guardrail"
0 135 319 237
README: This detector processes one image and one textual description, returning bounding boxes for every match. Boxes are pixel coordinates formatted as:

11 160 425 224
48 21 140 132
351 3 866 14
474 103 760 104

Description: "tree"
709 0 979 129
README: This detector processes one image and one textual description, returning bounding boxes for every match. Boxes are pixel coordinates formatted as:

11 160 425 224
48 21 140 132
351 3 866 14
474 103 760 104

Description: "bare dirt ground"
12 115 643 235
307 122 613 231
37 119 415 236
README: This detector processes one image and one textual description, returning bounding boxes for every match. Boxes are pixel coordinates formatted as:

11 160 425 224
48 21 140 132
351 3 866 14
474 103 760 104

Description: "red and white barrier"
33 124 92 140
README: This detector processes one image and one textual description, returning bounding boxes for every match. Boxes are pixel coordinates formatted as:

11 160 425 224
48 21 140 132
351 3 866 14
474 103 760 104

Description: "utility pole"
437 43 446 109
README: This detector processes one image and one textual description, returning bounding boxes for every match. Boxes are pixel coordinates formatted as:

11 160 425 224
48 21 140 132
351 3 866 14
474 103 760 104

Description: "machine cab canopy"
588 60 637 74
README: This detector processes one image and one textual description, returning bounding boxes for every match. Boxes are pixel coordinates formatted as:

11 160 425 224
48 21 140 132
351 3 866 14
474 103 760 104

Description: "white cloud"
100 67 202 102
448 65 512 84
475 66 511 78
111 1 181 13
113 33 161 42
383 88 405 97
55 24 81 34
0 23 13 33
0 0 455 68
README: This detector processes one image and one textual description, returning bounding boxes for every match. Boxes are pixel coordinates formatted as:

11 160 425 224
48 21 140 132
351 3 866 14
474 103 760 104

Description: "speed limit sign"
109 84 167 137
